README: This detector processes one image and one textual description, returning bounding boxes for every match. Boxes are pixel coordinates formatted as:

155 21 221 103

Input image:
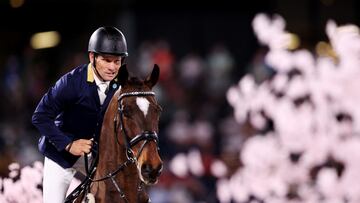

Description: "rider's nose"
109 62 119 71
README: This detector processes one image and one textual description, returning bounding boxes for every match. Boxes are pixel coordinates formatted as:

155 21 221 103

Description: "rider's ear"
145 64 160 88
117 64 129 86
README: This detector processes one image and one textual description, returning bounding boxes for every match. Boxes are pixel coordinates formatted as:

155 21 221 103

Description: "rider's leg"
42 157 76 203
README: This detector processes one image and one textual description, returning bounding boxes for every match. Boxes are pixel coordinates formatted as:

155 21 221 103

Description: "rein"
65 91 159 203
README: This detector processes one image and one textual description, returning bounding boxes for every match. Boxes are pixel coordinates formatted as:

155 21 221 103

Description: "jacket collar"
87 63 95 83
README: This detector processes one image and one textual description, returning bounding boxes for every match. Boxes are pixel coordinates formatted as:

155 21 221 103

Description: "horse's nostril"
141 164 153 174
141 164 163 178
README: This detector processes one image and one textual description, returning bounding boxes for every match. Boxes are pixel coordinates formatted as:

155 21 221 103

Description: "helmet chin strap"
92 54 106 82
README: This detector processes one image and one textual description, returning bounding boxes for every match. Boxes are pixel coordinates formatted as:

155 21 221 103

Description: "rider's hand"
66 139 93 156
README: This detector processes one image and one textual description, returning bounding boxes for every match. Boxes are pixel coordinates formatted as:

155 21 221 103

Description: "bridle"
115 91 160 162
65 91 160 203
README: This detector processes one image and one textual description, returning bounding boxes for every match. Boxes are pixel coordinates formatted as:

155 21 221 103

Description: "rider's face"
90 52 122 81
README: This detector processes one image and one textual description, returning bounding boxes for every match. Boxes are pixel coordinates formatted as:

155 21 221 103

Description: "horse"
68 64 163 203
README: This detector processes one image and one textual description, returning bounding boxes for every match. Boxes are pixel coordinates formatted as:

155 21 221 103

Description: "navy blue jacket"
32 64 120 168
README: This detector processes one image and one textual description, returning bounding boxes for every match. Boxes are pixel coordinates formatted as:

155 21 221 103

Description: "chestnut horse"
67 64 163 203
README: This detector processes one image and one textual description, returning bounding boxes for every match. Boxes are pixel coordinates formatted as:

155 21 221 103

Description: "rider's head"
88 26 128 81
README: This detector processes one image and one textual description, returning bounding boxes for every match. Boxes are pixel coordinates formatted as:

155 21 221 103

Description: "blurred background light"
9 0 25 8
321 0 335 6
316 41 337 59
286 33 300 50
30 31 61 49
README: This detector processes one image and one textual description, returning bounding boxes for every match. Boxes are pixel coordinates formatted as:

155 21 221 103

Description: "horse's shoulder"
108 88 121 105
113 88 121 98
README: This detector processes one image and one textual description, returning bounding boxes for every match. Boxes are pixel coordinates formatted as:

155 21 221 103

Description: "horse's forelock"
128 77 144 86
124 77 152 92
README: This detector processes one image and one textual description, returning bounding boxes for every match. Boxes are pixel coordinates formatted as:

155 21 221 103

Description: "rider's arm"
32 73 76 151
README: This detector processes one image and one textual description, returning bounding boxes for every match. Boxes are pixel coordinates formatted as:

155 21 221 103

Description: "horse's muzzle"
141 163 163 184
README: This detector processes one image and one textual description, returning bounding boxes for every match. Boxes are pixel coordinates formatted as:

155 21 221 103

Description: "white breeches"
42 155 91 203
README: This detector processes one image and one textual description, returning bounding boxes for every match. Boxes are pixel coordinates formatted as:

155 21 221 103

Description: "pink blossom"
187 149 204 177
211 160 228 178
8 163 20 171
222 13 360 202
316 168 339 198
265 50 293 72
169 153 188 177
1 162 43 203
216 179 232 203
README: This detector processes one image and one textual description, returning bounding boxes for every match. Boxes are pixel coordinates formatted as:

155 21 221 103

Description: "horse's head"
116 64 163 185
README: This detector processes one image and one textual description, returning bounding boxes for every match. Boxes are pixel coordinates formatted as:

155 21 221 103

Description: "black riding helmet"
88 26 128 57
88 27 128 81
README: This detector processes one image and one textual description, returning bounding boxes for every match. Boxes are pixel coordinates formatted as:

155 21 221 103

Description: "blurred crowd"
0 35 265 202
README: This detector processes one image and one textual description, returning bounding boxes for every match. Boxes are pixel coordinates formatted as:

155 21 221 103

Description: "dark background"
1 0 359 79
0 0 359 202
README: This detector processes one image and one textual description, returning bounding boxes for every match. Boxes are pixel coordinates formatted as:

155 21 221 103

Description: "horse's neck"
120 167 148 203
92 97 149 203
95 156 147 202
94 132 148 202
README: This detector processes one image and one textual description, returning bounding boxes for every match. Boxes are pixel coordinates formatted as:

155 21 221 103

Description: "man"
32 26 128 203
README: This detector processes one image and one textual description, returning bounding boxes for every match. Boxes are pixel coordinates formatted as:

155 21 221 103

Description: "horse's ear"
117 64 129 86
146 64 160 88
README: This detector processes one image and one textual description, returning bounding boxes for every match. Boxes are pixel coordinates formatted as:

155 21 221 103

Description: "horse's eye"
122 106 132 117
